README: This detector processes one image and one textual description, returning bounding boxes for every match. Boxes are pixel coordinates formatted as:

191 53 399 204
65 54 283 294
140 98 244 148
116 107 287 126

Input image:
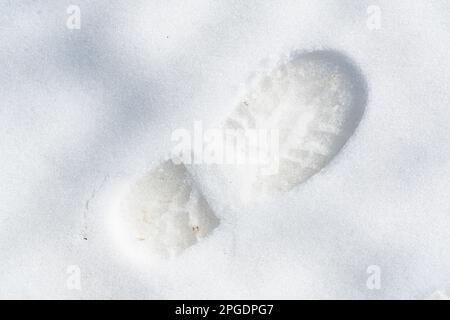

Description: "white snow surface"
0 0 450 299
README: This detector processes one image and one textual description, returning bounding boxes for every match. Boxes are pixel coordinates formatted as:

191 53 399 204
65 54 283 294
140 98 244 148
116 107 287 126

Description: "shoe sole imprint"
225 50 368 196
113 50 367 257
116 160 219 258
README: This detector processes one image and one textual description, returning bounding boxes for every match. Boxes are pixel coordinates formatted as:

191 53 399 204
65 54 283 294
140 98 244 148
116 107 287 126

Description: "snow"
223 50 367 200
113 160 219 259
429 286 450 300
0 0 450 299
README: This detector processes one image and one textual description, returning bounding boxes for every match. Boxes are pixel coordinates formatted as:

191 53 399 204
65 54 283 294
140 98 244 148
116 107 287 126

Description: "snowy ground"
0 0 449 299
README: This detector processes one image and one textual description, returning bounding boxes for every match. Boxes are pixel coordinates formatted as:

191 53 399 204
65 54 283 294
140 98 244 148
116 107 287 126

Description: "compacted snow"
114 160 219 259
224 50 367 200
0 0 450 299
